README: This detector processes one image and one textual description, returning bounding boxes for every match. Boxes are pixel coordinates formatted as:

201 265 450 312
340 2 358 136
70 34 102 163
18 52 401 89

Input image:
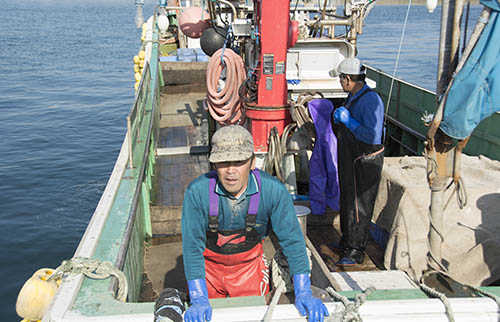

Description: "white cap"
329 57 366 77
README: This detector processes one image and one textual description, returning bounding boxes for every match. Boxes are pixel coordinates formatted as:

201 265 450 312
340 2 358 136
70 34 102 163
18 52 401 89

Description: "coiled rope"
48 257 128 302
290 92 322 141
263 93 322 181
206 48 246 125
326 286 375 322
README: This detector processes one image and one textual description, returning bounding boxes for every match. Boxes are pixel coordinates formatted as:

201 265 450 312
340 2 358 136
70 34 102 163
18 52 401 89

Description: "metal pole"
436 0 455 96
450 0 465 74
429 182 445 266
428 0 456 267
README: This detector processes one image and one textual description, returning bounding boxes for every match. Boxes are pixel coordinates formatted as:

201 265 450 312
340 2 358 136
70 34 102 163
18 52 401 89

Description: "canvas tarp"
373 155 500 285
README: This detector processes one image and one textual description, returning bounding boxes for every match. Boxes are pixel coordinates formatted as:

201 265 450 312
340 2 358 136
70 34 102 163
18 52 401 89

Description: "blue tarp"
439 0 500 139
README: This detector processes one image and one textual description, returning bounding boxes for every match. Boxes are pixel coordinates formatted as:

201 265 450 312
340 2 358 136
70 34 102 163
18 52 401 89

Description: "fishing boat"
17 0 500 321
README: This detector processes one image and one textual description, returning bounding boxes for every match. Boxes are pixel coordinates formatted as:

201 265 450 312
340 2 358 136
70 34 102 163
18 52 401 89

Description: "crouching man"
181 125 329 322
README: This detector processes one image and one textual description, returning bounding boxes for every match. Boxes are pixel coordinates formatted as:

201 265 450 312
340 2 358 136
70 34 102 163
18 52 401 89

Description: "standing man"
181 125 328 322
330 57 385 266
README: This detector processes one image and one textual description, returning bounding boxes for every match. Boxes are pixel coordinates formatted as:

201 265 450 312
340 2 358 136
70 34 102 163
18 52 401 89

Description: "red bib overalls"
203 170 270 298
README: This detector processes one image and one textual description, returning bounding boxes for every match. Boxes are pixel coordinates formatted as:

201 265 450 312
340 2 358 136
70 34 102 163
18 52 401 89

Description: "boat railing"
113 33 163 301
127 61 152 169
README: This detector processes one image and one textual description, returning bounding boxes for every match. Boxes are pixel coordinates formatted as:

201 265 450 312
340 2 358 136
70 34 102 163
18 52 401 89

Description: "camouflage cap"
209 125 254 163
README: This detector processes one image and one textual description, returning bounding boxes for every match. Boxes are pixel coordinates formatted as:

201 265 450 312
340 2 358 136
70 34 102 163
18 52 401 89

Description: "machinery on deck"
160 0 378 151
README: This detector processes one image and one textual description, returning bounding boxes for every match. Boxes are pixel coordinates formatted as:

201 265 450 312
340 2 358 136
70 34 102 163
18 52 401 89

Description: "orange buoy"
179 7 210 39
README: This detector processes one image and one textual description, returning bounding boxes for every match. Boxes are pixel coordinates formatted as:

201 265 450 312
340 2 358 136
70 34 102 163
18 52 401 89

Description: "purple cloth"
308 99 340 214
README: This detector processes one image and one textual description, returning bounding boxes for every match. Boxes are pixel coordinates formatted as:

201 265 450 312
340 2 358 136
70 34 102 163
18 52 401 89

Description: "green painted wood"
480 286 500 297
338 288 429 301
124 201 147 302
158 60 165 87
142 181 152 238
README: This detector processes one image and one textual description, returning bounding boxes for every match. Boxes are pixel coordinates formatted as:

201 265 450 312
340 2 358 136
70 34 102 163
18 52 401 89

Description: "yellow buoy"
134 72 142 82
134 64 140 73
138 50 145 60
133 55 140 64
16 268 60 321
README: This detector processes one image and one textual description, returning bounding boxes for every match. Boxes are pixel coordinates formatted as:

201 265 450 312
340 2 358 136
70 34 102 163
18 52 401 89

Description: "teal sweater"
181 169 310 281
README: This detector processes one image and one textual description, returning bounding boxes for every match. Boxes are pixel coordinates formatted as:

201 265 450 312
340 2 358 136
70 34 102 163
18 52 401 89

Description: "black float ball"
200 26 228 57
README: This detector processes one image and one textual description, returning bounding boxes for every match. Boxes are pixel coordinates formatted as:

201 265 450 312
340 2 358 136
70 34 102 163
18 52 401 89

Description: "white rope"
48 257 128 302
385 0 412 122
271 247 312 293
326 286 375 322
419 282 455 322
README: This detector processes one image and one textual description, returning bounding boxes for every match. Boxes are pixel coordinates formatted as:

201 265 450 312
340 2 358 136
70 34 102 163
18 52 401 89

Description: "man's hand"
184 279 212 322
293 274 329 322
333 106 360 132
333 106 349 124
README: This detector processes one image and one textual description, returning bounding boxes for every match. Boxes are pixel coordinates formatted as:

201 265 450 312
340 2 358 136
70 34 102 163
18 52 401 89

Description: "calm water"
358 4 483 91
0 1 481 320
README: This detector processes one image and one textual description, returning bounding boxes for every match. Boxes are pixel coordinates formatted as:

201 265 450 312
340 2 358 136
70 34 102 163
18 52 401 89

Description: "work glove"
184 279 212 322
333 106 360 132
293 274 329 322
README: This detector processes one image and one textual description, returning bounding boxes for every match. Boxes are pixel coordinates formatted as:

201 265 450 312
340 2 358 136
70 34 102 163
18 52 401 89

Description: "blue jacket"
345 83 384 144
181 169 310 281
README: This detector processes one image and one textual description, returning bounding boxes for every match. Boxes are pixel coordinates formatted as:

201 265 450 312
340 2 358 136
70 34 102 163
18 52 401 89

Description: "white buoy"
426 0 438 13
157 14 169 33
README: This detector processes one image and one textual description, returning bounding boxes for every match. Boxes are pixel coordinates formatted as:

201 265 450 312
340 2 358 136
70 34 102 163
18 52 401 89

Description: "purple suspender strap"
208 169 261 232
247 170 261 215
208 171 219 232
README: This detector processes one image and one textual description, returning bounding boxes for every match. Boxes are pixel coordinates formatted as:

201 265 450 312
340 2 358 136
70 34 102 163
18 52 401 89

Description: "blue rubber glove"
293 274 329 322
184 279 212 322
334 106 360 132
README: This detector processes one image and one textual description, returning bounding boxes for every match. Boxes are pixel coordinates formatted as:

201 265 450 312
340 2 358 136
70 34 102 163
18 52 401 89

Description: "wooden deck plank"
159 92 207 128
153 154 210 207
164 127 188 148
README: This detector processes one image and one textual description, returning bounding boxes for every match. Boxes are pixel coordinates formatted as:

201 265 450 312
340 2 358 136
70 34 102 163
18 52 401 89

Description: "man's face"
339 74 354 92
214 157 253 198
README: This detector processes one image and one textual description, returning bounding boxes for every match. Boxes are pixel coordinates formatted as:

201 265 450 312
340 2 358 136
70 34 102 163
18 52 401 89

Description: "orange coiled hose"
206 48 246 125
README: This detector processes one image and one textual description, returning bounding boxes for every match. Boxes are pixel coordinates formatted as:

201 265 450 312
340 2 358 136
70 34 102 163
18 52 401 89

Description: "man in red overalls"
181 125 329 322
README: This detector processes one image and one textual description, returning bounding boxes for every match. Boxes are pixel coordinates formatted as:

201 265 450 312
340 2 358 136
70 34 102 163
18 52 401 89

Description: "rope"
419 282 455 322
263 92 322 184
264 127 285 182
271 247 312 293
290 92 322 141
325 286 375 322
48 257 128 302
420 271 500 316
206 48 246 125
463 284 500 308
384 0 412 141
455 177 467 209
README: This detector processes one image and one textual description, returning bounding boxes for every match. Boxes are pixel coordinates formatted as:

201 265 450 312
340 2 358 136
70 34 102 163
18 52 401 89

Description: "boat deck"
141 77 384 302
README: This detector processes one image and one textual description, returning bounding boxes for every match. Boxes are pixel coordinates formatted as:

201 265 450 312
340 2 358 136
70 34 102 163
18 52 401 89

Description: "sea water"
0 0 482 320
358 4 483 91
